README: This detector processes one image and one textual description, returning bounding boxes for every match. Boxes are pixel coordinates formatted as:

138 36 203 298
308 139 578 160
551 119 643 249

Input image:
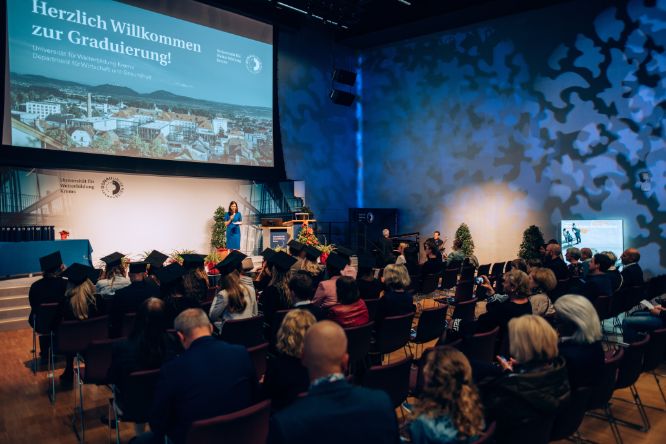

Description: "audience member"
260 251 297 328
157 263 199 326
620 248 644 288
328 277 369 328
553 295 604 390
356 254 384 300
544 244 569 281
580 247 593 276
59 263 104 385
313 252 348 309
481 315 570 442
526 258 542 273
421 241 443 276
209 259 258 330
300 245 324 284
508 258 528 273
580 254 612 302
528 267 556 317
267 321 399 444
253 248 275 292
408 347 485 444
622 301 666 343
109 298 181 436
181 254 209 302
146 309 257 444
425 230 446 260
96 252 131 297
289 271 324 320
565 247 584 278
109 261 160 337
28 251 67 362
601 251 623 292
263 310 316 410
477 269 533 337
377 264 415 324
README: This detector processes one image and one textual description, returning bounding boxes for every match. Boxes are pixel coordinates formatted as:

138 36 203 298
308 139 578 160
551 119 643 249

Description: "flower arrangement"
59 230 70 240
169 249 196 265
297 221 319 246
205 250 227 275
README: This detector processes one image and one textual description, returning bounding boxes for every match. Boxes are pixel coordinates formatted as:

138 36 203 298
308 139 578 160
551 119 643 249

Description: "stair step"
0 286 31 298
0 295 29 308
0 306 30 320
0 317 29 332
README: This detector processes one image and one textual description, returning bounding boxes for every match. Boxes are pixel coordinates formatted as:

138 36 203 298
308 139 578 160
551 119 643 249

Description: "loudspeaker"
333 68 357 86
330 89 355 106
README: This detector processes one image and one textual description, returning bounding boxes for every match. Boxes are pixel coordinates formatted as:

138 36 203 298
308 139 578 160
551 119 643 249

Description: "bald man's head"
621 248 640 265
302 321 349 380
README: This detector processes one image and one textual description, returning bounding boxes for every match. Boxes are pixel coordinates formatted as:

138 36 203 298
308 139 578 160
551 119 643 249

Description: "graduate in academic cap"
209 253 258 331
145 250 169 285
356 253 384 300
301 245 324 286
28 251 67 362
59 263 104 385
97 252 131 297
109 261 161 337
181 254 209 302
253 248 275 292
156 263 200 326
260 251 298 335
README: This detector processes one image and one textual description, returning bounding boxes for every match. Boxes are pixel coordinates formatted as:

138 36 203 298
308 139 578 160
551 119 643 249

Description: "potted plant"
211 206 227 254
205 250 226 275
317 243 335 265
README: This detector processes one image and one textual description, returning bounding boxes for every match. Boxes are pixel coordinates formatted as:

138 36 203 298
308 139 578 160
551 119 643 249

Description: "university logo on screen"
100 177 124 198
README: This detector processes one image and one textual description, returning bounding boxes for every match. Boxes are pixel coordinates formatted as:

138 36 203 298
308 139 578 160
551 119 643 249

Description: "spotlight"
332 68 357 86
329 89 355 106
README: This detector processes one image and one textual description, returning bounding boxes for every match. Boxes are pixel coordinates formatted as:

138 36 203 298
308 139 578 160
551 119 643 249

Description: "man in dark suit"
28 251 67 362
268 321 399 444
378 228 396 266
545 243 569 281
147 308 257 444
289 271 324 320
109 261 160 337
620 248 644 288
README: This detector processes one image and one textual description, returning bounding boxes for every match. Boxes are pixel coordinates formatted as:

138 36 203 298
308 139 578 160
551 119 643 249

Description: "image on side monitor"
5 0 274 167
560 219 624 263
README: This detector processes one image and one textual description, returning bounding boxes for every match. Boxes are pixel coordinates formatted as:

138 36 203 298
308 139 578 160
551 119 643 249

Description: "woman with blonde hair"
409 347 485 443
477 269 533 337
482 315 570 443
263 309 317 409
377 264 414 327
528 267 557 317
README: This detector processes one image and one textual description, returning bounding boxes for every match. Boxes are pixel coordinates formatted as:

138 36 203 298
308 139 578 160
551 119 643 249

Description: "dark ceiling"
198 0 578 48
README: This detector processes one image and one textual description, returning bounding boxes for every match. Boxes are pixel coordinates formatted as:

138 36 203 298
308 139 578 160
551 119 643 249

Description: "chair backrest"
360 357 412 408
57 315 109 354
455 280 475 301
643 328 666 372
550 386 592 441
364 298 380 321
608 290 628 318
587 347 624 410
626 285 646 311
413 347 434 397
459 266 475 283
186 399 271 444
441 268 458 289
412 305 447 344
269 309 292 346
459 326 499 363
247 342 269 381
120 312 136 338
419 274 439 295
344 321 375 365
219 315 265 347
490 262 506 277
616 334 650 389
376 312 415 355
592 295 611 321
35 302 61 335
451 298 477 323
82 338 120 385
117 368 161 423
477 264 491 277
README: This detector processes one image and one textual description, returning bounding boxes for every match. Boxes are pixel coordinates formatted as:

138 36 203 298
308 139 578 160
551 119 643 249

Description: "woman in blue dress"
224 201 242 250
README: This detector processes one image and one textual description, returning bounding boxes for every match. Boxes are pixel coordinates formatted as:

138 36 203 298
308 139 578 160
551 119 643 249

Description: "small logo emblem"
101 177 124 198
246 55 263 74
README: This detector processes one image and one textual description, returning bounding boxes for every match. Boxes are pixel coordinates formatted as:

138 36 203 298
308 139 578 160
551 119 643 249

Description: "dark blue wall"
359 0 665 275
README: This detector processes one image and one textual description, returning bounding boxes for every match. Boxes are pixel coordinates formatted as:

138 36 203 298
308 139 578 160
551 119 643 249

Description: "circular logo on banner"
366 212 375 224
245 55 263 74
101 177 124 199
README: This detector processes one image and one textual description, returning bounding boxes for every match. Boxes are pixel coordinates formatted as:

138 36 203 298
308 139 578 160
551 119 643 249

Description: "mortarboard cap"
100 252 125 268
326 252 349 271
145 250 168 269
214 258 239 277
39 251 63 272
228 250 248 270
303 245 322 261
260 248 276 260
287 240 305 253
181 253 206 270
357 253 377 269
334 246 355 259
61 263 101 285
155 263 186 285
267 251 298 272
129 261 148 274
